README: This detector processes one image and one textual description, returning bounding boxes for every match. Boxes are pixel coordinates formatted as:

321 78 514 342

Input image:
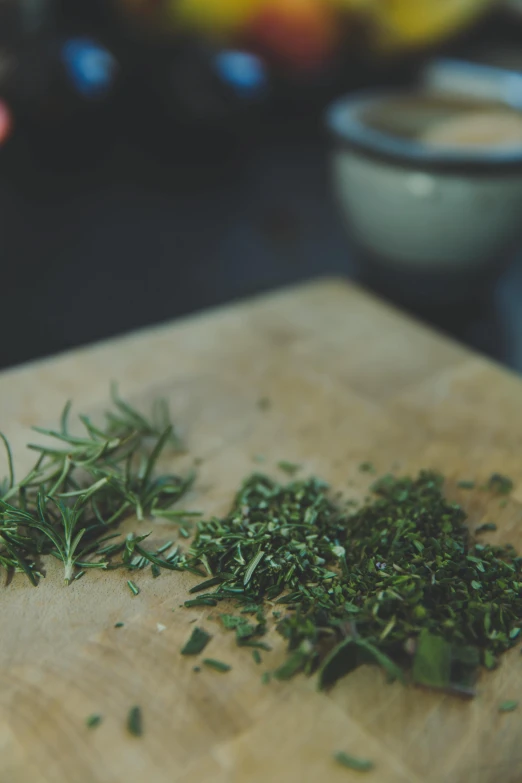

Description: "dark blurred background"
2 0 522 371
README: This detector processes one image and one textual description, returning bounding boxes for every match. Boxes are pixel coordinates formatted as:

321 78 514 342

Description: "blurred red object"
243 0 339 70
0 99 12 145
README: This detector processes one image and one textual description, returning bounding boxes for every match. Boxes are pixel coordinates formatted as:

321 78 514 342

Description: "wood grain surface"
1 278 522 783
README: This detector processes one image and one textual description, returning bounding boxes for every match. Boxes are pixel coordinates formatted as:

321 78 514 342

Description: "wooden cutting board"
1 278 522 783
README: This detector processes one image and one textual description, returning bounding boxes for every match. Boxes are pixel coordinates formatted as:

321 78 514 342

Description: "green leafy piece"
127 706 143 737
318 637 359 690
333 751 374 773
475 523 497 534
244 550 265 586
181 627 211 656
412 631 451 690
457 480 475 490
86 714 103 729
499 700 518 713
127 580 140 596
203 658 231 673
253 650 262 665
277 461 301 476
189 576 225 594
487 474 514 495
355 639 405 684
484 650 497 670
184 597 218 607
273 648 310 681
114 622 124 628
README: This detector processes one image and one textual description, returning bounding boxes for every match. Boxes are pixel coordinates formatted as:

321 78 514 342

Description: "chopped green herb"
359 462 375 474
203 658 231 673
86 714 102 729
184 597 218 607
183 470 522 698
475 522 497 534
253 650 262 665
127 706 143 737
193 666 201 672
189 576 224 594
488 474 514 495
127 580 140 596
457 480 475 490
181 627 211 656
277 461 301 476
261 672 271 685
412 631 451 691
499 700 518 713
151 564 161 578
114 622 124 628
333 751 374 773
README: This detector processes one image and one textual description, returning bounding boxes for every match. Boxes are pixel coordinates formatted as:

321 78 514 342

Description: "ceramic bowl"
326 81 522 302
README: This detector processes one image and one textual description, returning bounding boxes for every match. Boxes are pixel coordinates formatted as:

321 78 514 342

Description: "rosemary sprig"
0 390 193 585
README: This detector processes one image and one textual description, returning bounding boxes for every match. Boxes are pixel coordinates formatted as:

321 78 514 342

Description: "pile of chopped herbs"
184 471 522 695
0 387 195 585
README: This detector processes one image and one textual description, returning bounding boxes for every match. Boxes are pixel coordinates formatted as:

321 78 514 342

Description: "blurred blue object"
214 50 267 98
423 58 522 109
61 37 118 99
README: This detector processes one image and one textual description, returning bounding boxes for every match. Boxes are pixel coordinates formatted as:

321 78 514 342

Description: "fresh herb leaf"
475 522 497 534
488 474 513 495
86 714 102 729
127 706 143 737
277 461 301 476
181 627 211 656
203 658 231 673
499 700 518 713
412 630 451 690
333 751 374 773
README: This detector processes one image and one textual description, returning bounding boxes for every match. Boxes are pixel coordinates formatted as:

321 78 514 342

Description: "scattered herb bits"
184 470 522 697
499 700 518 713
127 580 140 596
86 714 103 729
203 658 231 673
127 706 143 737
181 627 211 656
334 751 374 773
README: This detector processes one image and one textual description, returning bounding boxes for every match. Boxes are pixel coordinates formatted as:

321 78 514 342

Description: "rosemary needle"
127 580 140 596
86 714 103 729
203 658 231 673
127 706 143 737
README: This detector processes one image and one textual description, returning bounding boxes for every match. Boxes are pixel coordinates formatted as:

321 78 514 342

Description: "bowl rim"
325 89 522 174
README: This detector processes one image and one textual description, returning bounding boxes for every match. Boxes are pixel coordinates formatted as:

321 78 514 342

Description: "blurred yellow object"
331 0 496 51
115 0 497 56
170 0 264 36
